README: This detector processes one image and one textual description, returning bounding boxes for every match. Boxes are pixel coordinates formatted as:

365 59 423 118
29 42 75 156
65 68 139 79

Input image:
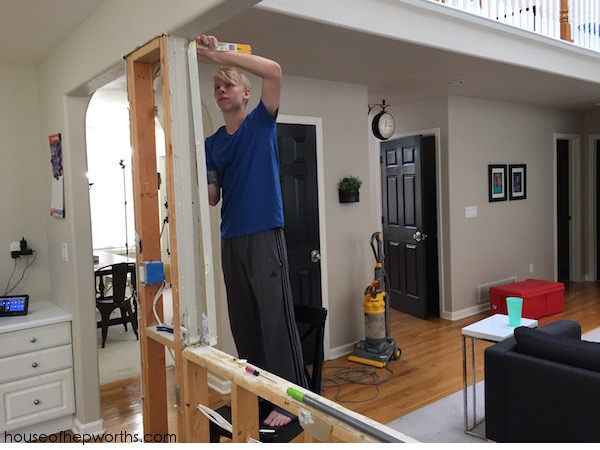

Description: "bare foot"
263 409 292 427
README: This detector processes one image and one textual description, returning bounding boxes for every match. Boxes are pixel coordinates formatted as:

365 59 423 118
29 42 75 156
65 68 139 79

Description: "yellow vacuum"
348 232 401 368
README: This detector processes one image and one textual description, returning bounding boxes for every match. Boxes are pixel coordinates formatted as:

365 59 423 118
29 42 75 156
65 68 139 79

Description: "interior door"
277 123 322 309
381 135 428 319
597 138 600 280
557 139 570 283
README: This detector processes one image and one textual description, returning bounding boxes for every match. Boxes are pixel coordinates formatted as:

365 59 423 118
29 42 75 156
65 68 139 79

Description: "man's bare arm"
207 170 220 206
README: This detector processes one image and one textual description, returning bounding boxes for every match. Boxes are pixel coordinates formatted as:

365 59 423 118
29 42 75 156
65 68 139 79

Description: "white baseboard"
441 303 489 321
329 342 355 361
72 417 106 438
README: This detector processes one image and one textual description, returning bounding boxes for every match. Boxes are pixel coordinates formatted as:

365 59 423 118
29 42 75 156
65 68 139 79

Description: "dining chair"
95 262 139 348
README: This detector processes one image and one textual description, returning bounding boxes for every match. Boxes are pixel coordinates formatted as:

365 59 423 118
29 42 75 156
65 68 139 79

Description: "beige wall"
0 64 50 301
447 96 582 314
584 110 600 280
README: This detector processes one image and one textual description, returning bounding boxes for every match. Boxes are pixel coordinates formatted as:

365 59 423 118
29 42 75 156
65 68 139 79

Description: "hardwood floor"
51 281 600 442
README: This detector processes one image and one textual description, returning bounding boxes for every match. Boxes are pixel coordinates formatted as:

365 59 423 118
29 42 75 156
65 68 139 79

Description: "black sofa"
485 319 600 443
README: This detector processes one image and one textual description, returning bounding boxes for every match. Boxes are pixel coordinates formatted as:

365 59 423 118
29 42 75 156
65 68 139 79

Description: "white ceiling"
0 0 105 64
2 0 599 113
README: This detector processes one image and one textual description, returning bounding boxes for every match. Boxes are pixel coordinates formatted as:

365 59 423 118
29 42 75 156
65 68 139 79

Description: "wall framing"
125 34 412 444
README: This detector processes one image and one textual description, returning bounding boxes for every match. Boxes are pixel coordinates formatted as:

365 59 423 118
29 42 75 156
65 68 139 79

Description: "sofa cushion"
514 326 600 373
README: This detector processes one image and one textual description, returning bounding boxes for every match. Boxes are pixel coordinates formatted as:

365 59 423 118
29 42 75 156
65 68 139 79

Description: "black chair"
209 303 328 443
95 262 139 348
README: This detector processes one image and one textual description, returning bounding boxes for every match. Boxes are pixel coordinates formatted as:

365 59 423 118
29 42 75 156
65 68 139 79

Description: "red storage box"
489 279 565 319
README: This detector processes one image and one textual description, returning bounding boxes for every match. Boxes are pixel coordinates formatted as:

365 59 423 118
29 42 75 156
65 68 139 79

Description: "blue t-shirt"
205 100 284 239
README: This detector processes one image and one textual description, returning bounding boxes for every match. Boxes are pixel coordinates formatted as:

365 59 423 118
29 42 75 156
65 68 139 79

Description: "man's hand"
195 34 219 61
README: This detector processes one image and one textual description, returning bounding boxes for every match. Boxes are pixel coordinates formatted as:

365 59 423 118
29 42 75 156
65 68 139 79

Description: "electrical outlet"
61 243 69 262
10 241 20 258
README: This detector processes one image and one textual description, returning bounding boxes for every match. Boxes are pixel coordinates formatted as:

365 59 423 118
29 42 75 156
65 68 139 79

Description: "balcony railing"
430 0 599 52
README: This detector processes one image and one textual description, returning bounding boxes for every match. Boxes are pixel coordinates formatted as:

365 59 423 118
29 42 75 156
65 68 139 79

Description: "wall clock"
369 99 395 140
371 110 395 140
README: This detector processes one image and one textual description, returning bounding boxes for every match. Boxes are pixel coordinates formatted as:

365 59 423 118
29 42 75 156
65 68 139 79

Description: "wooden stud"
231 383 259 442
156 34 187 443
126 36 169 441
183 357 209 441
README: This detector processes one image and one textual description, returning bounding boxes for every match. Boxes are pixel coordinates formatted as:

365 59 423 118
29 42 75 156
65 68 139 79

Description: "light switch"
465 206 478 218
61 243 69 262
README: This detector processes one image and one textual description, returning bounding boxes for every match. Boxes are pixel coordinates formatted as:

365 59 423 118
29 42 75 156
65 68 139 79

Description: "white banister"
427 0 596 52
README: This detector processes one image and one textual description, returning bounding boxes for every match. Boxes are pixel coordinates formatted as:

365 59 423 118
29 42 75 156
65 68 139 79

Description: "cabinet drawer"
0 368 74 432
0 345 73 384
0 322 71 358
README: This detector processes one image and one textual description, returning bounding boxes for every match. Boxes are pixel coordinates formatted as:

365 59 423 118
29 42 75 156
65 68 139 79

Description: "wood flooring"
44 281 600 442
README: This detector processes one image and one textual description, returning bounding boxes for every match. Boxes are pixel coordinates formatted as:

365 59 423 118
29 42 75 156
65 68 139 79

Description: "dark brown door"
557 139 570 283
597 139 600 280
277 123 322 309
381 135 428 319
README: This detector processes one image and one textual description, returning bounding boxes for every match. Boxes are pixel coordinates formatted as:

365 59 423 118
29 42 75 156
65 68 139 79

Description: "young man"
196 34 307 428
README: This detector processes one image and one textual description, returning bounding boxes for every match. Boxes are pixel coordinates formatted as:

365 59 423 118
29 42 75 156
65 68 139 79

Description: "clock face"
378 112 395 139
372 111 395 140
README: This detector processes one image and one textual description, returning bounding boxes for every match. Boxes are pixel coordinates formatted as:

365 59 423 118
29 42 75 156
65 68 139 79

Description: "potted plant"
338 175 362 203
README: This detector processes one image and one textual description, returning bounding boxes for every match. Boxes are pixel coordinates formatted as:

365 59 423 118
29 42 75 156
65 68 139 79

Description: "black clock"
372 110 395 140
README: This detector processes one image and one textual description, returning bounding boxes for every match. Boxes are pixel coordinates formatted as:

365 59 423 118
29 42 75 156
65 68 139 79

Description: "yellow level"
196 41 252 54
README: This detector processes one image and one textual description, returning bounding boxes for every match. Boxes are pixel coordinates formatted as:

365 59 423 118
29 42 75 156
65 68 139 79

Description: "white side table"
461 314 537 438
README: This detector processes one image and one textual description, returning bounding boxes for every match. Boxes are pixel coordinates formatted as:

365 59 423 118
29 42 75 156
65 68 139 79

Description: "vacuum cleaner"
348 231 401 368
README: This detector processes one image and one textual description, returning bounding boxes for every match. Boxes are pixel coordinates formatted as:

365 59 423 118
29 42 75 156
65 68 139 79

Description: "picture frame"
509 164 526 200
488 164 507 202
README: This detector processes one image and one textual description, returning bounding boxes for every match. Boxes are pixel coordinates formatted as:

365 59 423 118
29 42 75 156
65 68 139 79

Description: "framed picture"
488 164 507 202
509 164 526 200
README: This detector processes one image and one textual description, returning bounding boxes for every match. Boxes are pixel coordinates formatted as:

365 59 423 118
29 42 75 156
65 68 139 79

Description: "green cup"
506 296 523 327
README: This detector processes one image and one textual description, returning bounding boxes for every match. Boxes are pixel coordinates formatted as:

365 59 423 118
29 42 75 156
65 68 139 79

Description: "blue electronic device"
140 261 165 285
0 295 29 317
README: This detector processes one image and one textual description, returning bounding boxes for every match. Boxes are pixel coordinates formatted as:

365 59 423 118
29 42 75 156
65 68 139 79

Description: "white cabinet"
0 302 74 437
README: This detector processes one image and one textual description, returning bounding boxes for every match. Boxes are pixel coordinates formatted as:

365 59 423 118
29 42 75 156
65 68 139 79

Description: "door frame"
553 133 582 282
590 134 600 280
277 114 330 360
374 127 445 318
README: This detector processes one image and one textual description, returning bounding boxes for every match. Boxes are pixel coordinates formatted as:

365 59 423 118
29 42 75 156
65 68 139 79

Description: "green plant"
338 175 362 191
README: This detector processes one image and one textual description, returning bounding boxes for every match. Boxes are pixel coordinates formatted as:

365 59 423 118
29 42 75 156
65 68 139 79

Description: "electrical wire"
4 251 37 295
195 403 270 442
321 364 394 404
2 259 18 295
152 280 167 325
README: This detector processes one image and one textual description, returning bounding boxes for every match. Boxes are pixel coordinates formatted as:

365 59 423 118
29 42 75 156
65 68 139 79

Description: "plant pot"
339 189 359 203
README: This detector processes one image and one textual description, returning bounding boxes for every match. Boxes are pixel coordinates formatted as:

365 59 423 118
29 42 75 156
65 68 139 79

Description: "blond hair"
213 67 251 91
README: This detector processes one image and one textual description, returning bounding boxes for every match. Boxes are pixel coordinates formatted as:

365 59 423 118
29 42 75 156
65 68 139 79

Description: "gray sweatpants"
221 227 308 389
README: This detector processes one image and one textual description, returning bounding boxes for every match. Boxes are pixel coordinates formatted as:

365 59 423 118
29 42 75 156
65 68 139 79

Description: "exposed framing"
126 34 414 443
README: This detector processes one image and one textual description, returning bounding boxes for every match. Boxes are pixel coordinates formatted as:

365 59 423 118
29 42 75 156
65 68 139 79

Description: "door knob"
412 231 427 242
311 250 321 263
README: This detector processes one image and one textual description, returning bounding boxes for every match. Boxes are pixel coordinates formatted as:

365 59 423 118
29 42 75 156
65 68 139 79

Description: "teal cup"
506 296 523 327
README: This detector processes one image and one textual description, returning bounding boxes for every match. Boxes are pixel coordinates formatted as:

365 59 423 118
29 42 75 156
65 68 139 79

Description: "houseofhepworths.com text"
4 430 177 443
